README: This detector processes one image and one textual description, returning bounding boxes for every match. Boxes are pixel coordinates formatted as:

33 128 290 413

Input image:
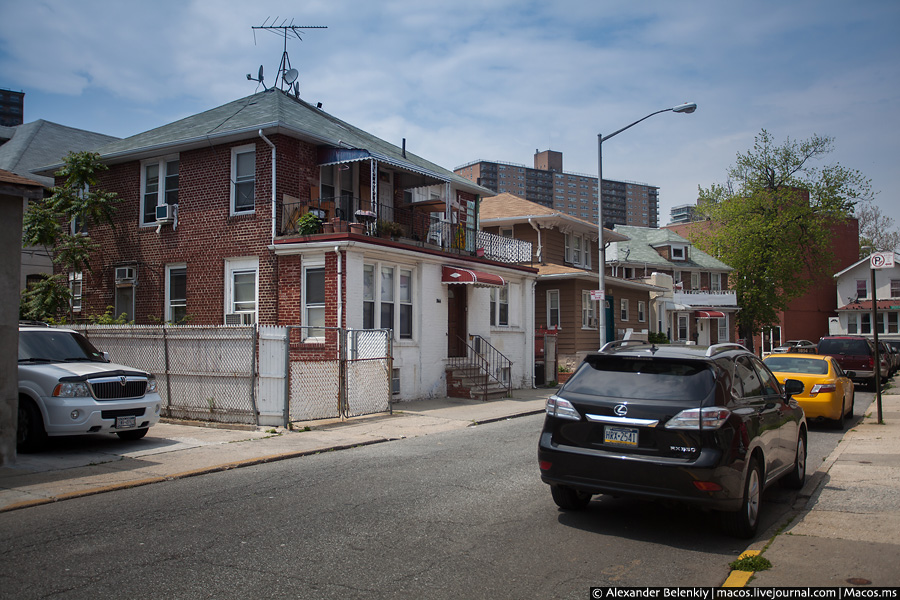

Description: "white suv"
17 325 162 452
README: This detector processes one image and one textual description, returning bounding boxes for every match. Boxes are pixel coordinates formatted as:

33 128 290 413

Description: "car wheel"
847 390 854 419
720 458 762 538
831 401 846 430
116 428 149 441
550 485 591 510
782 432 807 489
17 399 47 453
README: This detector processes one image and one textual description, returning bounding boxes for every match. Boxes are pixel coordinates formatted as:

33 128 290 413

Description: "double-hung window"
581 290 596 328
363 262 413 339
711 273 722 291
547 290 560 329
620 299 629 321
564 233 591 268
891 280 900 298
225 257 258 325
856 279 868 300
231 145 256 214
69 271 82 313
490 285 509 327
166 264 187 324
304 266 326 339
141 157 179 226
637 300 646 322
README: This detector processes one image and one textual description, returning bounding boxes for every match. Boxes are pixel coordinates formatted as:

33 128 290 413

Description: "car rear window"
818 339 870 355
764 356 828 375
565 356 716 401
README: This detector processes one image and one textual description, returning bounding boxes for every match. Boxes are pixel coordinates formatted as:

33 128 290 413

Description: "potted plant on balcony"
296 212 322 235
331 216 349 233
376 220 403 239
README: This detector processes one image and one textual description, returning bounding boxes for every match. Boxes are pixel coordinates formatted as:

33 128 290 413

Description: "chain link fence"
72 325 258 425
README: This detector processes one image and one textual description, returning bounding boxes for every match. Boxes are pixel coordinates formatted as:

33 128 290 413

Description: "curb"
722 550 760 587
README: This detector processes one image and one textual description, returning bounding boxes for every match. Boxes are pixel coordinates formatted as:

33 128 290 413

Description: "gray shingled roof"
71 89 487 194
0 120 118 185
610 225 733 271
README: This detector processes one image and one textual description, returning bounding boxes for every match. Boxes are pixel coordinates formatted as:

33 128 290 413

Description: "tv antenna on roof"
250 18 327 97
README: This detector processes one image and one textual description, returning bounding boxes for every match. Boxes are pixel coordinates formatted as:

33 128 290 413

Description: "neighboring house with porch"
38 88 537 403
830 252 900 344
479 193 663 368
609 225 738 345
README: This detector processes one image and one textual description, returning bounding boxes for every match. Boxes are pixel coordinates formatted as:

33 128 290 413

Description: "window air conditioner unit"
225 312 256 325
156 204 175 223
115 267 136 283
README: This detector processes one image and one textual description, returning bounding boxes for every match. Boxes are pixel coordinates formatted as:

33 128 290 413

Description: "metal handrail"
447 335 512 400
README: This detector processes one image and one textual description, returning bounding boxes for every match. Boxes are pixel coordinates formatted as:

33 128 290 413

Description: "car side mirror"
783 378 804 397
845 370 856 379
102 351 111 363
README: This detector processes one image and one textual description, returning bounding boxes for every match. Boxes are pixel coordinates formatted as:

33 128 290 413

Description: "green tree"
21 151 119 321
693 130 872 351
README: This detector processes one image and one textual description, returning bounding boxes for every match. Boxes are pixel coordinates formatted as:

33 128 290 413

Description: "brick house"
480 193 663 368
43 89 537 401
609 225 738 345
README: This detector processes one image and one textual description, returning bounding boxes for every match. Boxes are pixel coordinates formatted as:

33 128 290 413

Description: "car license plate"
116 416 136 429
604 426 638 446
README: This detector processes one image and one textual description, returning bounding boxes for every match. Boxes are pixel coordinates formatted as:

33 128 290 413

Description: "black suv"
538 342 807 538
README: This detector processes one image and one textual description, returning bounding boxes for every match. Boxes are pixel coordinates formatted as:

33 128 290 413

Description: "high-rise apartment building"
454 149 659 228
0 89 25 127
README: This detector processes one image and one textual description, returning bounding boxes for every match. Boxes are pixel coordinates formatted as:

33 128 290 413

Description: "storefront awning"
441 265 505 288
696 310 726 318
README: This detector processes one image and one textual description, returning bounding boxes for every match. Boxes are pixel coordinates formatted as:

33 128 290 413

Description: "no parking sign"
871 252 895 269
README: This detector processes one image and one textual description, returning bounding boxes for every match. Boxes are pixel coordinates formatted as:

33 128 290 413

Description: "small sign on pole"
590 290 605 301
871 252 895 269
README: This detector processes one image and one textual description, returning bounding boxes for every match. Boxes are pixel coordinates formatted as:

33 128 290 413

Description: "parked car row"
817 335 893 390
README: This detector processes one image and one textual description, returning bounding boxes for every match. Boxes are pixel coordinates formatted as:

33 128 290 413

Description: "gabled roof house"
831 252 900 344
480 193 664 368
43 88 537 401
610 225 738 345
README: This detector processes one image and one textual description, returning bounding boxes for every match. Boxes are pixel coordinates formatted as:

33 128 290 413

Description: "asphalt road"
0 397 867 599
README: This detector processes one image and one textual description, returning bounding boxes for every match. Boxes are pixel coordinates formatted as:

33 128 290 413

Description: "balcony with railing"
277 195 533 265
673 288 738 307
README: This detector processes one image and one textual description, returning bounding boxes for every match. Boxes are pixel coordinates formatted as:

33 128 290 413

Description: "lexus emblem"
614 404 628 416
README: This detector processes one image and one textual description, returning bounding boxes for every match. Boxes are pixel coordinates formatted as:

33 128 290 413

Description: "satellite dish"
258 65 264 82
284 68 299 85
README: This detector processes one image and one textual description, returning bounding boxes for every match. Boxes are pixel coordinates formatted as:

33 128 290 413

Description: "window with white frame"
690 272 700 289
564 233 590 268
718 317 729 341
711 273 722 291
166 264 187 323
115 282 135 322
856 279 868 300
304 266 326 338
620 298 629 321
547 290 560 329
671 246 685 260
638 301 645 322
891 280 900 298
69 271 82 313
887 312 899 334
231 145 256 214
320 163 357 204
141 157 179 226
490 285 509 327
363 262 413 339
677 314 689 340
581 290 596 328
225 257 258 325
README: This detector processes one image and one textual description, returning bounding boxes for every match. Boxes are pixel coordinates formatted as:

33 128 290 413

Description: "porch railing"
447 335 512 400
277 196 533 265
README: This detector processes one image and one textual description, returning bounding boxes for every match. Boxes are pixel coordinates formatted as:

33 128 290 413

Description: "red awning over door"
441 265 505 288
696 310 726 318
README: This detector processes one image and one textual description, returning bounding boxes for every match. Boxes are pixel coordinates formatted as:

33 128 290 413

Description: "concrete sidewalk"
745 389 900 587
2 385 899 587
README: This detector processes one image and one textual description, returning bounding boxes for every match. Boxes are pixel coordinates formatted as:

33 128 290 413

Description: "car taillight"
810 383 836 395
545 395 582 421
665 407 731 430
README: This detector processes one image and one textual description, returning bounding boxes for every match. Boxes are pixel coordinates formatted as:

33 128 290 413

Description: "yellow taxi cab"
763 352 855 429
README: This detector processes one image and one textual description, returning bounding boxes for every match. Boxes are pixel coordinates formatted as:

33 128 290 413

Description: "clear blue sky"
2 0 898 229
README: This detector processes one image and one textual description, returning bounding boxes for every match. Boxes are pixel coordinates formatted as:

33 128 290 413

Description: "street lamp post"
597 102 697 348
